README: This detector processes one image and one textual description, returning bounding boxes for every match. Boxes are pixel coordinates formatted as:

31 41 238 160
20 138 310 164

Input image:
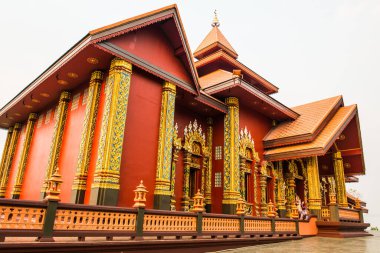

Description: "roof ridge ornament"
212 9 220 27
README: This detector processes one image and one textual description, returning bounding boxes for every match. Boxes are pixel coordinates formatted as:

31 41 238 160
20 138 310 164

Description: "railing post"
239 216 245 235
329 204 339 222
197 212 203 236
295 220 299 235
133 181 148 239
39 168 63 242
271 218 276 234
135 207 145 239
236 197 245 236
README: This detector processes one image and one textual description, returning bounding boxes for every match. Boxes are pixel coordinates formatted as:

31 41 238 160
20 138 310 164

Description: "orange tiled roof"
264 104 357 161
194 26 238 59
195 50 279 94
263 95 343 147
199 69 233 89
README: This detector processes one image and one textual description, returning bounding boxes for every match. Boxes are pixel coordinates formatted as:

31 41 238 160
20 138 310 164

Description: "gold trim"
11 113 38 197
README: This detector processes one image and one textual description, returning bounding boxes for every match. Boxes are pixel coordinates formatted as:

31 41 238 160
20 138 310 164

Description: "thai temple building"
0 5 369 245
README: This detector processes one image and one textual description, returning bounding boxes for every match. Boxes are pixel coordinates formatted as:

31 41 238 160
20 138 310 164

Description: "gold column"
170 124 181 211
41 91 71 198
306 156 322 217
276 161 286 217
11 113 38 199
260 174 268 217
253 164 259 216
239 156 246 199
181 152 191 211
333 151 348 207
222 97 240 214
285 176 296 218
154 81 176 210
205 118 213 212
0 127 14 181
71 71 104 204
90 58 132 206
0 123 21 198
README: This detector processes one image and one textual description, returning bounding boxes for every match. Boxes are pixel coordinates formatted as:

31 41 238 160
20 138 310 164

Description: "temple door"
239 127 260 216
181 120 210 212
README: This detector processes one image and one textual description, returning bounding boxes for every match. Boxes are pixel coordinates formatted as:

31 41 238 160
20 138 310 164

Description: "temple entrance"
239 127 260 216
181 120 210 212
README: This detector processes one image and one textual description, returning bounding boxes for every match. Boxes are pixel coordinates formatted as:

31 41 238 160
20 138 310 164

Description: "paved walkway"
212 232 380 253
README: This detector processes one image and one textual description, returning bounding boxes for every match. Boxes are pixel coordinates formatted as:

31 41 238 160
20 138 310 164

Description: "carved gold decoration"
205 118 213 206
11 113 38 198
276 161 286 214
239 126 260 209
133 180 148 208
72 71 104 196
92 58 132 191
0 123 21 198
333 151 348 207
181 120 209 211
170 123 182 211
154 81 176 197
41 91 71 197
285 166 296 218
223 97 240 205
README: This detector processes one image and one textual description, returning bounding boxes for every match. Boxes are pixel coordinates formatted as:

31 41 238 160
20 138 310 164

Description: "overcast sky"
0 1 379 226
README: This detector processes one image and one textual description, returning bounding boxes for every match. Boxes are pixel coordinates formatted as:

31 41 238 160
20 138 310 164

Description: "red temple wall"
5 125 26 198
20 107 57 200
58 86 87 203
109 24 192 85
117 69 162 208
211 115 224 213
239 104 272 160
173 105 208 211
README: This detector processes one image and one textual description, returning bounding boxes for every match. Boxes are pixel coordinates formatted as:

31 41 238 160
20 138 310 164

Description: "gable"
107 23 193 85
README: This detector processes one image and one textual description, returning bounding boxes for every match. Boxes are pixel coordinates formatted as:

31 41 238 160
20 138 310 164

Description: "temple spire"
212 10 220 27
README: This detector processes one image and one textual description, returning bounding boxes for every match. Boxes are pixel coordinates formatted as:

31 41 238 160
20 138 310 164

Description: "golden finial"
212 9 220 27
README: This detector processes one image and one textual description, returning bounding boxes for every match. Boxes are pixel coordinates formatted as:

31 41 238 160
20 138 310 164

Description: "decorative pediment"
183 120 209 156
239 126 259 161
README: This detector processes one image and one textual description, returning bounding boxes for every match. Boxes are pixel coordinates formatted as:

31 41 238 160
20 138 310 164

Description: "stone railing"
0 198 299 242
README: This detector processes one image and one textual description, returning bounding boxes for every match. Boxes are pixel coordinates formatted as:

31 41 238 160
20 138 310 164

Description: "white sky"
0 1 379 226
